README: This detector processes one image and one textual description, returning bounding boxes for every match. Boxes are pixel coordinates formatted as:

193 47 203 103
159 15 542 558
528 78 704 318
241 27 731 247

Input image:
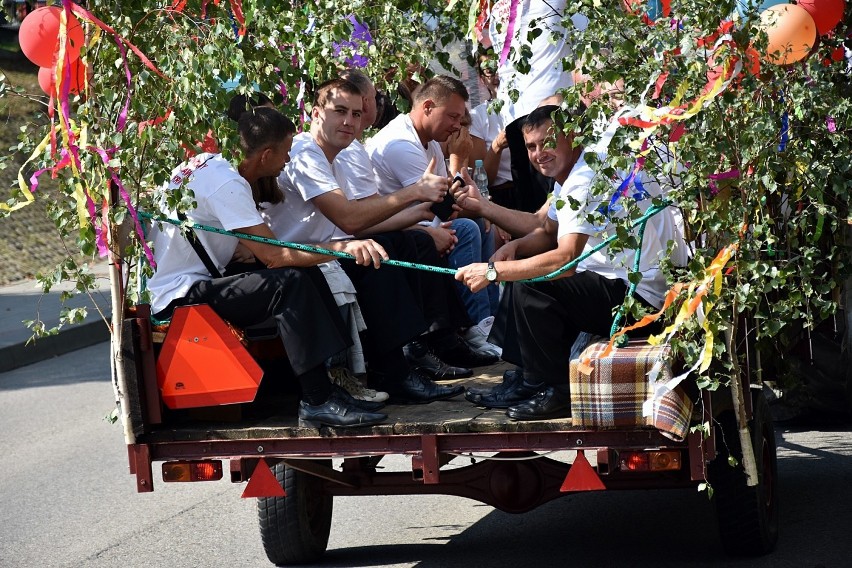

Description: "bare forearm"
355 205 431 236
335 190 421 235
493 249 578 282
481 200 543 237
511 229 556 259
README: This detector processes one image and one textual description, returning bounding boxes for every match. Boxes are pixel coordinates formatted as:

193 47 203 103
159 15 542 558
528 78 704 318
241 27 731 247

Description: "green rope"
138 211 456 275
524 202 670 284
139 203 670 285
609 216 650 341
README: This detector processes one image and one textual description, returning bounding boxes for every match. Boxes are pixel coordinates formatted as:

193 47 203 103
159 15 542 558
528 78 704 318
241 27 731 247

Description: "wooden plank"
139 363 584 443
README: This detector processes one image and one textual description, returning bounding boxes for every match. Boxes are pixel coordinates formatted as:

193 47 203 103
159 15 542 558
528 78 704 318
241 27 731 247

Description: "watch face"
486 267 497 281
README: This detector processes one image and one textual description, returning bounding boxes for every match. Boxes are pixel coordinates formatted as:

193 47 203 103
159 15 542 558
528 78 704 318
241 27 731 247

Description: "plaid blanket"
570 340 693 441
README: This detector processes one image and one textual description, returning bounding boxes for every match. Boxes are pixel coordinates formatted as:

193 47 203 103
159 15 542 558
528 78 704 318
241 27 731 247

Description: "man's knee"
451 218 480 245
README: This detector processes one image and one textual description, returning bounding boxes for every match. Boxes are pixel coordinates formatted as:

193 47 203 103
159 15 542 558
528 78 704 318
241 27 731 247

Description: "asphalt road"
2 343 851 568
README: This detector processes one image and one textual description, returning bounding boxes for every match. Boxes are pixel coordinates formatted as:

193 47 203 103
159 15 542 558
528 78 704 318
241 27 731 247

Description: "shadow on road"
0 341 110 391
318 426 852 568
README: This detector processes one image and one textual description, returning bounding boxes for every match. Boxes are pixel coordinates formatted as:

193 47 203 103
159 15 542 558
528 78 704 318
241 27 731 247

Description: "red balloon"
37 59 87 96
19 7 85 68
797 0 846 36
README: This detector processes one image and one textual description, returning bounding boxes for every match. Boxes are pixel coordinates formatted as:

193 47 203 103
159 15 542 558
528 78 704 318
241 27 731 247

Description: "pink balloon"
797 0 846 36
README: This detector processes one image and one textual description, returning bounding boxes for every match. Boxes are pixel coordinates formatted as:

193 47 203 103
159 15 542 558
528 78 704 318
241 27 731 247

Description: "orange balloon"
37 59 87 96
758 4 817 65
19 7 84 68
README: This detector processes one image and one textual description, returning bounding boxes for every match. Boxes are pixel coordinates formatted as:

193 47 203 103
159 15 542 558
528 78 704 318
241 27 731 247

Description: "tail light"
619 450 681 472
162 460 223 482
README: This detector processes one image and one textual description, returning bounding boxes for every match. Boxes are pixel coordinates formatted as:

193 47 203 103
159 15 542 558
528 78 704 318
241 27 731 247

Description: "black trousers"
505 115 555 213
403 230 472 331
340 230 470 377
510 272 657 387
160 266 350 378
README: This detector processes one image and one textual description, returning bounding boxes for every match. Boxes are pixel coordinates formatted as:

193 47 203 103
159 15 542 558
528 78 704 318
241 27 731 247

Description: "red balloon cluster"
757 0 847 65
18 6 86 95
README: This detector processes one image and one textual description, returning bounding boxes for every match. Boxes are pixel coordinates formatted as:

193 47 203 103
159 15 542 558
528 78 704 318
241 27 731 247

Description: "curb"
0 320 111 374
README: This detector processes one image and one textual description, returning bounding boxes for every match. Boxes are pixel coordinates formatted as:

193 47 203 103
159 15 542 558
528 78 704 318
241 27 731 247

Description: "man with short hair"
454 105 685 420
262 78 470 403
147 107 388 428
367 75 500 362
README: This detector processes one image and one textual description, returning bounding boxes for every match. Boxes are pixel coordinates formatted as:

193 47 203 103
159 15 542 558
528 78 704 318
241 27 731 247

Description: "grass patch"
0 51 91 286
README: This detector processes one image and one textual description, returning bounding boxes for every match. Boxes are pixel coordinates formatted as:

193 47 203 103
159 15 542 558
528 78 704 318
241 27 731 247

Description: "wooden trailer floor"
140 362 590 443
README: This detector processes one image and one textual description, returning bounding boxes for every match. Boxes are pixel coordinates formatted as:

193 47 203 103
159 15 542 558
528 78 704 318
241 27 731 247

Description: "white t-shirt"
336 139 380 200
366 113 449 195
469 101 512 186
546 146 686 309
263 133 353 243
147 153 264 314
489 0 587 123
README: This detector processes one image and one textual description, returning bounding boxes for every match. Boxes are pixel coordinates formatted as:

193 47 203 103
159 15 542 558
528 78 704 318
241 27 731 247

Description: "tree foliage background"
1 0 851 398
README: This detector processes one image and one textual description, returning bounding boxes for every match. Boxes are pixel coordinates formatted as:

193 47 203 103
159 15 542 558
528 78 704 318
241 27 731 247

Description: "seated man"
454 104 685 420
262 78 470 403
147 107 388 428
367 75 499 358
334 69 495 375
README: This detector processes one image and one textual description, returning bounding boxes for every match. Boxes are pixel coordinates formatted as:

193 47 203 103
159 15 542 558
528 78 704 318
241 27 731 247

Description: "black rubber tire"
709 390 779 556
257 461 333 566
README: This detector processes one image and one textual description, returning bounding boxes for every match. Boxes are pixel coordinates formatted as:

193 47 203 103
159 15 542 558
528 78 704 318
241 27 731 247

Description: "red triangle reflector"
242 458 286 498
560 450 606 492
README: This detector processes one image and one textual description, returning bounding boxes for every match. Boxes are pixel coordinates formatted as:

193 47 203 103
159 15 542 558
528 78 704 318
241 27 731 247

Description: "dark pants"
403 230 472 331
158 266 350 378
488 282 523 365
340 230 470 377
505 115 555 213
510 272 659 387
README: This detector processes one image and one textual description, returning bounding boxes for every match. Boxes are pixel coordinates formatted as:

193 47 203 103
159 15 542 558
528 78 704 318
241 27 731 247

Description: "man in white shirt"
263 78 470 403
367 75 500 363
489 0 588 213
454 105 685 420
147 107 388 428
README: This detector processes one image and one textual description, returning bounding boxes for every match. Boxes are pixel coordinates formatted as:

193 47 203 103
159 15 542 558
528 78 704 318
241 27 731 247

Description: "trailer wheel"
257 461 333 566
709 390 779 556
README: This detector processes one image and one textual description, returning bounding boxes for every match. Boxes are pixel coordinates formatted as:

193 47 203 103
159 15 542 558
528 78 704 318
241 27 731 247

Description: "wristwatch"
485 262 498 283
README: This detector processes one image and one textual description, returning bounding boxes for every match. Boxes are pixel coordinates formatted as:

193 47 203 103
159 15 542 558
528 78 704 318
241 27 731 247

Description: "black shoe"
466 375 545 409
404 341 473 380
298 397 387 428
465 368 523 397
506 386 572 421
330 384 386 412
379 369 464 404
432 334 499 368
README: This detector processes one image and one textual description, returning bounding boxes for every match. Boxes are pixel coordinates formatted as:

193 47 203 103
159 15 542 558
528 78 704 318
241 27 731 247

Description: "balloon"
19 7 85 68
37 59 87 96
797 0 846 35
736 0 788 20
758 4 817 65
621 0 671 23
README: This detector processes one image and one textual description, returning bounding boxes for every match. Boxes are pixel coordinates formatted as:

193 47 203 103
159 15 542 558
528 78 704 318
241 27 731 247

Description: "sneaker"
328 367 389 403
463 316 502 358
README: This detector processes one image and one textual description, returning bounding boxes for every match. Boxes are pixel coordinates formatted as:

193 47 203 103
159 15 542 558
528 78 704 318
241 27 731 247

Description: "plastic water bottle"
473 159 489 201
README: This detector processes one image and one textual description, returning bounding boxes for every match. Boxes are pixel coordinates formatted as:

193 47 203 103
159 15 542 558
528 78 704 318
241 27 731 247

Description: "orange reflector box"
162 460 223 482
156 305 263 409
